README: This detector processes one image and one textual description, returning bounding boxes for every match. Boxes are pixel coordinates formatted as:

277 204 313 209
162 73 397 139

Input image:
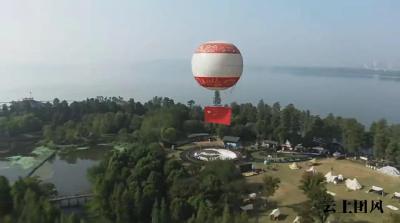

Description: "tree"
262 175 280 198
299 172 326 196
151 200 160 223
194 202 208 223
160 198 169 223
385 140 400 162
235 212 249 223
371 119 389 158
299 172 334 223
0 176 12 217
221 203 232 223
161 127 177 142
187 100 195 108
341 119 364 154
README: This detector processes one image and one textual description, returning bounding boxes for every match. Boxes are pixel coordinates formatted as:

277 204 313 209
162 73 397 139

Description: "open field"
246 158 400 223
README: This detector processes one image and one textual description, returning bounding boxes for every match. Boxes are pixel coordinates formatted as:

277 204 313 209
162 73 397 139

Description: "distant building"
12 98 45 109
309 146 328 155
294 144 305 151
280 140 293 151
261 140 278 149
187 133 211 142
238 163 253 173
223 136 241 149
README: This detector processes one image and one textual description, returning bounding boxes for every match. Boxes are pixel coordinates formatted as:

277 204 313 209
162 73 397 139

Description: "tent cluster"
324 171 344 184
269 208 302 222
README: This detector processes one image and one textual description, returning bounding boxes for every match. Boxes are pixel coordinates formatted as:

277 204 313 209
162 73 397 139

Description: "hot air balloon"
191 41 243 125
192 41 243 90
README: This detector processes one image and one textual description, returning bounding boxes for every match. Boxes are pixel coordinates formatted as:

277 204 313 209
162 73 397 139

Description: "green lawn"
246 158 400 223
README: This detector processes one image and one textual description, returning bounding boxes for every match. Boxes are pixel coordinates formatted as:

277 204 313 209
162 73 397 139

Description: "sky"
1 0 400 68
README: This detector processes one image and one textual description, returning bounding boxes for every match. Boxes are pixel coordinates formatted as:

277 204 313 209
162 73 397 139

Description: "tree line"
1 96 399 163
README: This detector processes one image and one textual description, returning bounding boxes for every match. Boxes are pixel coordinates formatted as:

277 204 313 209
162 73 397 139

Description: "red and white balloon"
191 41 243 90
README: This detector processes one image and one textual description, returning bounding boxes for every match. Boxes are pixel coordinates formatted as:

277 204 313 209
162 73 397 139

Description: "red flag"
204 106 232 125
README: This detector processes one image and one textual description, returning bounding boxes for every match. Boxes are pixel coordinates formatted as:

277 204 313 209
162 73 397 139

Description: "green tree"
299 172 326 196
187 100 195 108
221 203 232 223
262 175 280 199
341 119 364 154
299 172 334 223
161 127 177 142
160 198 169 223
195 202 208 223
151 200 160 223
371 119 389 158
0 176 13 218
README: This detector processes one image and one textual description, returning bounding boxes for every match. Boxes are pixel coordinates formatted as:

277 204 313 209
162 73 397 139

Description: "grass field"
246 158 400 223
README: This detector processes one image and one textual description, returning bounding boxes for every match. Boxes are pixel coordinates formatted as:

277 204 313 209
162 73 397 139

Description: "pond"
0 144 113 196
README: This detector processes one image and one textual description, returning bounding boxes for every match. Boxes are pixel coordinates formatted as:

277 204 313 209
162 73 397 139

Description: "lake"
1 63 400 195
1 62 400 126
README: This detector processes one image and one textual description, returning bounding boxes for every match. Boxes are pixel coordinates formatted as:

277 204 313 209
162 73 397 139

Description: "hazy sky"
1 0 400 68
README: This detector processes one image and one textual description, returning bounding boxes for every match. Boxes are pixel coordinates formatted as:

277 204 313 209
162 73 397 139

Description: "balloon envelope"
192 41 243 90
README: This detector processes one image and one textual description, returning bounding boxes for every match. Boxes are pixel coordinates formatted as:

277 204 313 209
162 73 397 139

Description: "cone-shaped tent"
289 162 299 170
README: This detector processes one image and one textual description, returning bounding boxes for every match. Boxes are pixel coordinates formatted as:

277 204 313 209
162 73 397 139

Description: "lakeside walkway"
26 150 57 177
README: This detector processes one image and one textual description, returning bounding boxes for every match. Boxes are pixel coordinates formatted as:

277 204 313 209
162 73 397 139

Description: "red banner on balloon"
204 106 232 125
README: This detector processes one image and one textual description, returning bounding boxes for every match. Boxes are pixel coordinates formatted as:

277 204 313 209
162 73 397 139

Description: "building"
187 133 211 142
222 136 241 149
261 140 278 149
238 163 253 173
280 140 293 151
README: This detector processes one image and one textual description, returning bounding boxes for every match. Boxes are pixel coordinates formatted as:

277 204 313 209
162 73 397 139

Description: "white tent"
324 171 332 179
240 204 253 211
328 175 338 183
345 178 362 190
327 191 336 196
372 186 383 191
377 166 400 176
289 162 300 170
306 166 317 173
325 171 337 183
269 208 280 219
367 186 385 196
332 151 341 157
293 216 301 223
386 205 399 211
391 192 400 200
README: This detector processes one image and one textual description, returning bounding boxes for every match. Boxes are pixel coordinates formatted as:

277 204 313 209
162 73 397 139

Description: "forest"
0 96 400 222
1 96 399 162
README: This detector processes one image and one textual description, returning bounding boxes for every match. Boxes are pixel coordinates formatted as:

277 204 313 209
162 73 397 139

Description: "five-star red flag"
204 106 232 125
